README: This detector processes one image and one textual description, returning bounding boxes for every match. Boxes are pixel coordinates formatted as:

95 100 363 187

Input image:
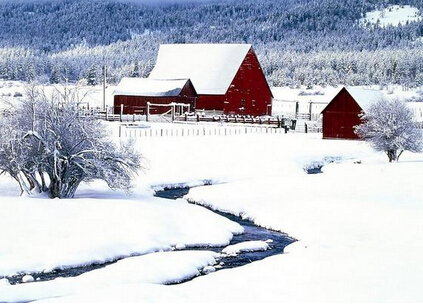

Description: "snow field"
0 108 422 302
181 153 423 302
360 5 422 28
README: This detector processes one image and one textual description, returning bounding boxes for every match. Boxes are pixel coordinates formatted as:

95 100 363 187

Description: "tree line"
0 0 423 87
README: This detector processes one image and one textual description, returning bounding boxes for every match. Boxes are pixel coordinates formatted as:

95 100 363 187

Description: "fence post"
309 102 313 121
146 102 150 122
295 101 299 118
305 123 308 133
105 105 109 121
171 103 175 122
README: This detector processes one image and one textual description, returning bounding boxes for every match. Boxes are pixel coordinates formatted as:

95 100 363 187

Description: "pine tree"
130 61 140 77
50 65 61 84
86 65 97 86
27 64 36 82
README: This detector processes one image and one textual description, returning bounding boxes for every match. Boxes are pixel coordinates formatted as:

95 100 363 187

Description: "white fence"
116 124 286 138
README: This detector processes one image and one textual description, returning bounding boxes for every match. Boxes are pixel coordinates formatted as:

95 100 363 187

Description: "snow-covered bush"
354 99 423 162
0 85 142 198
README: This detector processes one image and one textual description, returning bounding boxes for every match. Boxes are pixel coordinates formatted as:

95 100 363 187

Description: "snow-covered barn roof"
113 78 190 97
322 87 384 113
148 44 252 95
346 87 384 111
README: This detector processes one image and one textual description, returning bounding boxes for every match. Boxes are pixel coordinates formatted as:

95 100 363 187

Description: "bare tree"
355 98 423 162
0 84 142 198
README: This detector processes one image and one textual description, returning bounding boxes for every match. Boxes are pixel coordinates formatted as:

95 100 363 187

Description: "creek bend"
4 186 295 285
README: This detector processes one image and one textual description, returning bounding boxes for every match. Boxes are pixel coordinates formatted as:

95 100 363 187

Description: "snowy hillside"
360 5 421 28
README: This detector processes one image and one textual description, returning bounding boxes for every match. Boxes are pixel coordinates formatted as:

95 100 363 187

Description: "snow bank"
1 251 218 303
0 195 242 277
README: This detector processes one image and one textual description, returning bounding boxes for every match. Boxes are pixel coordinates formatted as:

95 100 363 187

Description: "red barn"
321 87 383 139
113 78 197 115
148 44 273 116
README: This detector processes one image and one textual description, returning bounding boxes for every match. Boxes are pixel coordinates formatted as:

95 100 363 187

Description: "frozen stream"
155 187 295 274
4 187 294 285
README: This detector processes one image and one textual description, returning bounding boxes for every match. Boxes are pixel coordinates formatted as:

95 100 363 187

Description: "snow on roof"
345 87 384 111
113 78 189 97
148 44 252 95
322 87 384 113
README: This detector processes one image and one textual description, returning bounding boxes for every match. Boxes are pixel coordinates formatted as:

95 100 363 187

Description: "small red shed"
321 87 383 139
148 44 273 116
113 78 197 115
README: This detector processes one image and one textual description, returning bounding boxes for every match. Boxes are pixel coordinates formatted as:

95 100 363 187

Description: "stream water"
156 187 295 274
4 186 295 285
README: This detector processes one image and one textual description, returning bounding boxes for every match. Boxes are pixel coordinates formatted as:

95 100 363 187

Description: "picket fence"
116 124 286 138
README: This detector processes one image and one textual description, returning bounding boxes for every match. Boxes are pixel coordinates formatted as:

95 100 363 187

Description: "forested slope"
0 0 422 87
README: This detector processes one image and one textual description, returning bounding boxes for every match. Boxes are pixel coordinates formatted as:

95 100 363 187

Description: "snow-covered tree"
0 85 142 198
49 65 62 84
86 65 97 86
354 99 423 162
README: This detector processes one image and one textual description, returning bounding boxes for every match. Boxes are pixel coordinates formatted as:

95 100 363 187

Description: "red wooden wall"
322 87 363 139
195 48 273 116
224 48 273 116
196 95 225 111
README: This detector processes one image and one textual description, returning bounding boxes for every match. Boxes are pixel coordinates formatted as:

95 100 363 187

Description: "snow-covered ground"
1 127 422 302
1 81 423 302
0 80 116 111
360 5 422 28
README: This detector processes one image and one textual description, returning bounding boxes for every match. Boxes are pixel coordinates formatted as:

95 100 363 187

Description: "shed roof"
113 78 190 97
322 87 384 113
148 44 252 95
346 87 384 111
